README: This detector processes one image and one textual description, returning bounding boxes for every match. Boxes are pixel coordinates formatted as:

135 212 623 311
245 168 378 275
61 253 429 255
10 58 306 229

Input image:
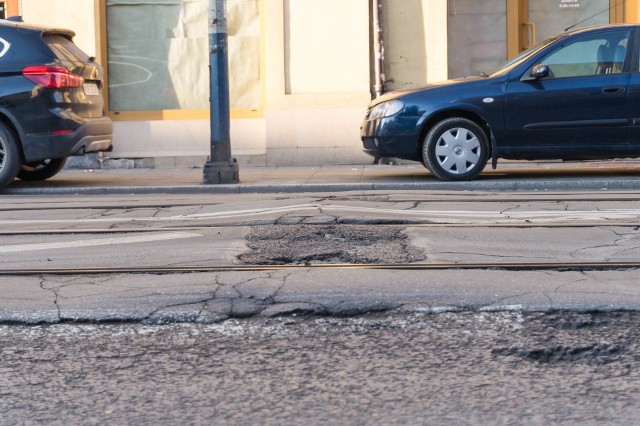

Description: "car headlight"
368 100 404 119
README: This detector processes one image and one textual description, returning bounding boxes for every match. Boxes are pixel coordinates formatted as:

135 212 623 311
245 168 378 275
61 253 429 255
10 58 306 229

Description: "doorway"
448 0 632 79
516 0 610 52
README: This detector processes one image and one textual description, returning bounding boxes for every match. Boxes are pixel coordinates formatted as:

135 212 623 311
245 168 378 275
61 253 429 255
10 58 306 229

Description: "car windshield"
487 36 560 77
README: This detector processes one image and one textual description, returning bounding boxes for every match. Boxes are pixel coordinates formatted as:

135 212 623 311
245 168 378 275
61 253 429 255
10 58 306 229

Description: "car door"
504 29 631 158
625 31 640 152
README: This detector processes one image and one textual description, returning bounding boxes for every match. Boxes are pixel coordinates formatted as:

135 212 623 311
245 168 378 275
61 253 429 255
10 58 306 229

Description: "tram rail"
0 220 638 237
2 191 640 212
1 260 639 276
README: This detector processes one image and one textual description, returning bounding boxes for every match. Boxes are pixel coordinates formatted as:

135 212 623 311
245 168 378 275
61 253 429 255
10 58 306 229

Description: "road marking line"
0 232 202 253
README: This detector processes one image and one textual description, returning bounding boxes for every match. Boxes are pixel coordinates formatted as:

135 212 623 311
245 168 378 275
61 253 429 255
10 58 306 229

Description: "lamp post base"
203 158 239 184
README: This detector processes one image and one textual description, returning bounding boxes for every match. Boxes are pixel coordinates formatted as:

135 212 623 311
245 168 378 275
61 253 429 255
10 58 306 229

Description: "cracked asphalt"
1 190 640 423
2 267 639 324
2 311 640 424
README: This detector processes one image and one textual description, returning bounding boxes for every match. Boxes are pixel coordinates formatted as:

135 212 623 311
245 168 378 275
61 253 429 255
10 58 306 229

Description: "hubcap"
435 127 481 174
0 138 6 171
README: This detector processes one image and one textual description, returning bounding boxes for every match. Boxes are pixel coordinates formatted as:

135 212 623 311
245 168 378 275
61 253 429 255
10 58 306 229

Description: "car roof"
0 19 75 38
562 23 638 37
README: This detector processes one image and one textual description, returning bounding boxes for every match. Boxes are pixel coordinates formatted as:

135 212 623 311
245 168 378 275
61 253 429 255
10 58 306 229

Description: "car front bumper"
360 114 422 160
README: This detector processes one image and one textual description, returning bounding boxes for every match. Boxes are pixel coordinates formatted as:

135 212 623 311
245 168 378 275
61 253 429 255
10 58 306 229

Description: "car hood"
370 76 485 106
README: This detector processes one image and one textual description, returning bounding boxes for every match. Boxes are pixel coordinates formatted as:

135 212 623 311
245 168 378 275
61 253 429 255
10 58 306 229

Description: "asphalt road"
2 311 639 425
1 189 639 424
1 190 639 322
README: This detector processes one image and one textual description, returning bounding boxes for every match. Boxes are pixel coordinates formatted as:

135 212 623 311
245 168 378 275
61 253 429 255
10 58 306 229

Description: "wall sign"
559 0 580 8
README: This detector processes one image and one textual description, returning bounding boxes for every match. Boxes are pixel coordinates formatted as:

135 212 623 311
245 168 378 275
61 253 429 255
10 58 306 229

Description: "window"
104 0 261 114
105 0 209 111
539 31 629 78
44 34 91 63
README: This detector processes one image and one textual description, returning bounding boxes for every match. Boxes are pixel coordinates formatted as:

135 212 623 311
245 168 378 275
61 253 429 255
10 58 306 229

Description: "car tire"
422 118 489 181
0 122 21 188
17 157 67 181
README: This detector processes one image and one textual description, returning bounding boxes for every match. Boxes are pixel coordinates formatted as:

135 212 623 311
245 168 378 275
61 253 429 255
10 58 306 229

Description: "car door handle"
602 86 625 94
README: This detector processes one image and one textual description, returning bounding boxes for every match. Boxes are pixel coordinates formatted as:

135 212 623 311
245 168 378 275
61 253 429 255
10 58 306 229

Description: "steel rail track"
2 194 640 212
2 260 639 276
0 221 638 236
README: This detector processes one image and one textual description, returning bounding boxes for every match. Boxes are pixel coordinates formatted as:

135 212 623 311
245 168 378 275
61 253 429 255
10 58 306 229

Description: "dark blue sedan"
361 24 638 180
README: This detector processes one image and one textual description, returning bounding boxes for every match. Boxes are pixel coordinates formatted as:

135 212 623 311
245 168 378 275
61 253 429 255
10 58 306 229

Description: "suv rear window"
42 34 89 63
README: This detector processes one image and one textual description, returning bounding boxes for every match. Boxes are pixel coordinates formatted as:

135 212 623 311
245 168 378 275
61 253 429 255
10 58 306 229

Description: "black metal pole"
203 0 239 184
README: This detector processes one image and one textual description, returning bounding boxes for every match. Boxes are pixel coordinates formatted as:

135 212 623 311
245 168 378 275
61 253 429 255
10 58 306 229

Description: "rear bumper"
22 117 113 162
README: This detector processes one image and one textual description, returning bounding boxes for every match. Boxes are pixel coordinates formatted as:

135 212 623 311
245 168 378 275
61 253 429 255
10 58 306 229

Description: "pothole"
491 312 635 366
238 224 426 265
492 344 623 365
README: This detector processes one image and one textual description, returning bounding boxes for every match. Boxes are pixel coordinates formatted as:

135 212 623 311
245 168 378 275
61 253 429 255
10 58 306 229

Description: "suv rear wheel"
18 157 67 181
0 122 21 188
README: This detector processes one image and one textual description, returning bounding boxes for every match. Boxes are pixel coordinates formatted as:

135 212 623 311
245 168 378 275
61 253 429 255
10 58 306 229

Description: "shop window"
105 0 260 113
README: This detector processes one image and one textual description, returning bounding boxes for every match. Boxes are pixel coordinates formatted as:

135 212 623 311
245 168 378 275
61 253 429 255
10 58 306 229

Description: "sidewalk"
3 160 640 195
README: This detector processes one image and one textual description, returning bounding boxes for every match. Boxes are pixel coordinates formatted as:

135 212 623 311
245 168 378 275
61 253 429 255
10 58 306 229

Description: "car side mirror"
529 64 550 80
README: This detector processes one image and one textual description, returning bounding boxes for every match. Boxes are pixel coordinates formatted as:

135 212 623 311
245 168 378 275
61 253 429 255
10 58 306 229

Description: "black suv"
0 19 112 188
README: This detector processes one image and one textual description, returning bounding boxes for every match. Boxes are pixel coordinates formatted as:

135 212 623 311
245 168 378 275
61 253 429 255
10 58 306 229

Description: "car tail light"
22 66 84 89
51 129 74 135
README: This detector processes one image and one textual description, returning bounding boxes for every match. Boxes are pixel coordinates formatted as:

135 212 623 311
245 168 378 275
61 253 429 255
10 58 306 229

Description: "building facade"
9 0 640 167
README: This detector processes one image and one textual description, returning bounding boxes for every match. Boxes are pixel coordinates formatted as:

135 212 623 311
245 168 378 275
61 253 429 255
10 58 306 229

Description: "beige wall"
383 0 447 91
266 0 371 108
426 0 448 83
264 0 372 166
20 0 101 61
284 0 369 94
